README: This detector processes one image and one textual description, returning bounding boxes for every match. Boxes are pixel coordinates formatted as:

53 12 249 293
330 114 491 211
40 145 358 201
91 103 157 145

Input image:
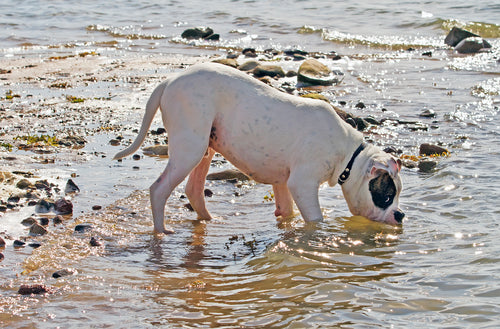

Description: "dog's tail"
113 81 168 160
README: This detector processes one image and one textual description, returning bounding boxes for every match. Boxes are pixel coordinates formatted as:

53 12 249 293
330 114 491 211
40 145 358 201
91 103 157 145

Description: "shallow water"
1 0 500 328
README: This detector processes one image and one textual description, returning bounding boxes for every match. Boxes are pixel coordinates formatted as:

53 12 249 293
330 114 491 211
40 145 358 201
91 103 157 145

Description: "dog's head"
341 149 404 225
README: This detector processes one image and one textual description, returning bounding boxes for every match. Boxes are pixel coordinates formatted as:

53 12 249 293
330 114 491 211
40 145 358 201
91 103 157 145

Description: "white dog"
114 63 404 234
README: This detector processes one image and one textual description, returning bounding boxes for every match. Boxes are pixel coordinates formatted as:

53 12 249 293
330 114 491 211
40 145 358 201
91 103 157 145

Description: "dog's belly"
208 120 292 184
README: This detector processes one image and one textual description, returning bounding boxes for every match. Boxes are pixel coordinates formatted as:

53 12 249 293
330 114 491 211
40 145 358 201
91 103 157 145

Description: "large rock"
238 60 260 72
455 37 491 54
18 284 52 295
297 59 342 86
444 27 491 53
419 143 449 156
212 58 238 68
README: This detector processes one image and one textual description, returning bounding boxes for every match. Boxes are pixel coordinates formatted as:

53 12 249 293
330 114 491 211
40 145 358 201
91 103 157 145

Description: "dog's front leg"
287 169 323 222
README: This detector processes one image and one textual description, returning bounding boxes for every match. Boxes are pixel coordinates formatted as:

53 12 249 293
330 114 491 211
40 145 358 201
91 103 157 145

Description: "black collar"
338 142 366 185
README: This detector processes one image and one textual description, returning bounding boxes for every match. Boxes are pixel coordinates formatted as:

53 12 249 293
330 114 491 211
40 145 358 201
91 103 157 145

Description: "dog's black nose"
394 210 405 223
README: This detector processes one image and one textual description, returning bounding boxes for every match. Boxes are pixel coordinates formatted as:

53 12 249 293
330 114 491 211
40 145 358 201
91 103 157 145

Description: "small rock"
212 58 238 68
297 59 342 86
181 27 216 40
54 198 73 215
34 180 51 191
92 205 102 211
52 268 77 278
238 60 260 72
74 224 93 233
21 216 37 227
419 143 449 156
0 205 7 212
184 203 194 211
204 189 213 197
0 236 5 247
30 223 48 236
35 199 54 213
422 51 432 57
18 284 52 295
355 102 366 109
284 49 308 57
242 48 257 58
418 160 438 173
39 217 49 226
0 253 4 262
16 179 33 190
89 237 102 247
28 242 42 248
109 139 120 146
132 154 141 160
151 127 166 135
13 240 26 247
143 145 169 156
7 195 21 203
206 169 249 181
383 146 402 154
252 65 285 78
420 109 436 118
65 179 80 194
52 215 64 225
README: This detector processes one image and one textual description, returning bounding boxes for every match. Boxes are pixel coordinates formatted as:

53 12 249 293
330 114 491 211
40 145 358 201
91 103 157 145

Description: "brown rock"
16 179 33 190
21 217 38 226
0 253 4 262
419 143 449 156
297 59 342 86
252 65 285 78
206 169 249 181
18 284 52 295
212 58 238 68
143 145 169 156
0 236 5 247
30 223 48 236
238 60 260 71
54 198 73 215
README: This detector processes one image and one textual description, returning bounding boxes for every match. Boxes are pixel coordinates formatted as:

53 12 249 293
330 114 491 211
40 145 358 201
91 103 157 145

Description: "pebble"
52 215 64 224
16 179 33 190
13 240 26 248
0 236 5 247
181 27 218 40
65 179 80 194
28 242 42 248
39 217 49 226
7 195 20 203
143 145 169 156
204 189 213 197
109 139 120 146
242 48 257 58
132 154 141 160
92 205 102 211
18 284 52 295
74 224 93 233
420 109 436 118
21 217 37 226
52 268 77 278
35 199 54 213
29 223 48 236
418 160 438 173
89 237 102 247
0 253 4 262
238 60 260 72
212 58 238 68
252 65 285 78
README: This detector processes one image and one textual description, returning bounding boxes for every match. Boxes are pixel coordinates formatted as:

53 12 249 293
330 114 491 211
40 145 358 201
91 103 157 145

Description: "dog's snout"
394 209 405 223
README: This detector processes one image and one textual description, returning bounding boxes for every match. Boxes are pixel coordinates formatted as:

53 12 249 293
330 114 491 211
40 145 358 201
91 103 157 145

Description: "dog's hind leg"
185 147 215 220
149 134 209 234
272 183 295 219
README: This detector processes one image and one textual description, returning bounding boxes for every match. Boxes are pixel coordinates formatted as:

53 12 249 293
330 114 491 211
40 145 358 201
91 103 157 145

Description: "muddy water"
1 0 500 327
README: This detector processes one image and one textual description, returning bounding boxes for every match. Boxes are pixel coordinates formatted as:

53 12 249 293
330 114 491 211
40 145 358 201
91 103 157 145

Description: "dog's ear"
368 157 401 178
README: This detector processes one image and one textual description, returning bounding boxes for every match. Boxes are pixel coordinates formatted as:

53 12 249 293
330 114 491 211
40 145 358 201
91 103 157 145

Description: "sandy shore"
0 53 206 202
